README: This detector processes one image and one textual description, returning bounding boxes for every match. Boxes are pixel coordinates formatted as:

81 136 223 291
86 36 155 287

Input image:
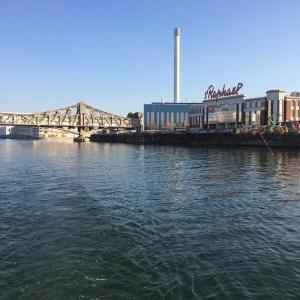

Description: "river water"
0 140 299 299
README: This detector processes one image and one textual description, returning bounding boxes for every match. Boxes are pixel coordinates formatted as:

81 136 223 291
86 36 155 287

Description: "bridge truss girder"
0 102 136 131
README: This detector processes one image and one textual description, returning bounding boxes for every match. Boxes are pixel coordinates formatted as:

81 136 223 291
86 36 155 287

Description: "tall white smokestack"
174 27 180 103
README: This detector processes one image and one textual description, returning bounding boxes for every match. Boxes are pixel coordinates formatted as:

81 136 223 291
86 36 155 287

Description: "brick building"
189 89 300 130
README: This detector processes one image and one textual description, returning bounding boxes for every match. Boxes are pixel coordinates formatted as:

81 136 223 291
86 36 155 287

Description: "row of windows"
244 101 265 109
190 107 203 114
190 116 202 126
145 112 187 123
291 110 300 117
191 112 262 126
289 100 300 107
189 100 300 117
208 111 237 123
145 112 189 129
245 111 261 126
190 101 265 113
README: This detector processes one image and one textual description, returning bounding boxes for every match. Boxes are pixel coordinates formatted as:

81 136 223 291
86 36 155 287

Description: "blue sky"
1 0 300 115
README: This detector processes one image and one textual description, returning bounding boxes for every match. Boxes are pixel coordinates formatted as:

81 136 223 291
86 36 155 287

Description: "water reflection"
0 140 300 299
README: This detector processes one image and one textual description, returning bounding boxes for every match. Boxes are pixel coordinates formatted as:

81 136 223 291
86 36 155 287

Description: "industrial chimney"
174 27 180 103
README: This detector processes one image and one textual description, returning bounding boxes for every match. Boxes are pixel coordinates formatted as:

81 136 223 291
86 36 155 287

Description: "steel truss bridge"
0 102 141 135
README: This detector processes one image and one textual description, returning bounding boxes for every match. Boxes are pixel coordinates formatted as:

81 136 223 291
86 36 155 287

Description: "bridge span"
0 102 141 136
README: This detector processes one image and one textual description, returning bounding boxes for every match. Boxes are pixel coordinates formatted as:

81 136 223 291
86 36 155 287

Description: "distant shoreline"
0 136 72 141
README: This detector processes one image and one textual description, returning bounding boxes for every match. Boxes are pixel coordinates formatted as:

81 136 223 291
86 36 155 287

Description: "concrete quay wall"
90 132 300 148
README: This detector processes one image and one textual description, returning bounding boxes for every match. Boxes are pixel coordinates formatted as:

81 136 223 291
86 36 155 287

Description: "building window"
291 110 295 119
245 112 249 125
256 111 261 125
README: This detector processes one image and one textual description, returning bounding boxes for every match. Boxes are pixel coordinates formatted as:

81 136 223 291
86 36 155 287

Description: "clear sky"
1 0 300 115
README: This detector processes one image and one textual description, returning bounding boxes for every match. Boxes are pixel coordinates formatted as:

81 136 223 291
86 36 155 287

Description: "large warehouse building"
144 102 191 130
144 28 300 131
189 87 300 130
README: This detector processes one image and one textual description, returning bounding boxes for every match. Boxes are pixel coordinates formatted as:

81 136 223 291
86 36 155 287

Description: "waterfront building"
144 27 300 131
10 126 40 138
8 126 78 139
0 126 13 136
284 91 300 122
190 94 244 130
189 86 300 130
144 102 194 130
144 28 197 130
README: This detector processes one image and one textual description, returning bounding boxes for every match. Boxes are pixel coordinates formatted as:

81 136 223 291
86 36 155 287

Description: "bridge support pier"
73 135 86 142
73 102 88 142
73 129 88 142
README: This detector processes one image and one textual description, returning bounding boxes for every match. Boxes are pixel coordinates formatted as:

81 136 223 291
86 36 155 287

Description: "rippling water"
0 140 300 299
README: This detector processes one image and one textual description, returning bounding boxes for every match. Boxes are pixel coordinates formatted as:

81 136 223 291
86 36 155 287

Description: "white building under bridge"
0 126 13 136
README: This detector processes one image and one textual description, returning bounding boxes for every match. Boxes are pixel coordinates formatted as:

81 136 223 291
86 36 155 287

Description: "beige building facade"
190 89 300 130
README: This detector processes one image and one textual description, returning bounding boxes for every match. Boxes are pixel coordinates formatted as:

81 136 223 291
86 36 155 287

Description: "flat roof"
285 96 300 99
0 112 32 115
266 89 285 93
245 96 267 101
203 94 245 102
149 102 198 105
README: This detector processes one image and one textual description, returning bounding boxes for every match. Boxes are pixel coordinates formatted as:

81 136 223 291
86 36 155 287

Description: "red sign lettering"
204 83 243 100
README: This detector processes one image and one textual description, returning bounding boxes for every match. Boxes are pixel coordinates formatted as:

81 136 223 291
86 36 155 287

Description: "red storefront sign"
204 83 243 100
